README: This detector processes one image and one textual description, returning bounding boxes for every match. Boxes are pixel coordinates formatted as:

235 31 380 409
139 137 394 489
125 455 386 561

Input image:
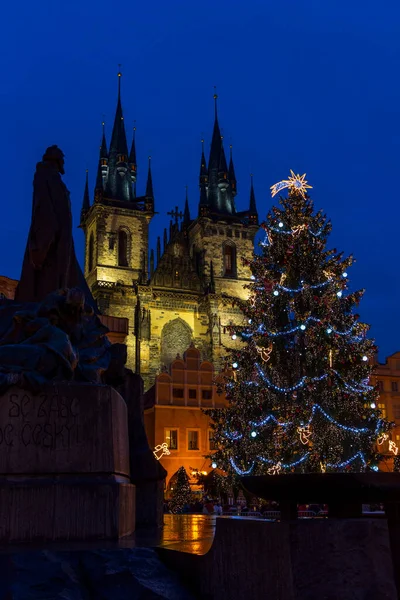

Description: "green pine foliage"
170 466 191 513
208 188 392 476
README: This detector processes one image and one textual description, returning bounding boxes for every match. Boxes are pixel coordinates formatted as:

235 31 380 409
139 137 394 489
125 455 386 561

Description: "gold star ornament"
271 170 313 199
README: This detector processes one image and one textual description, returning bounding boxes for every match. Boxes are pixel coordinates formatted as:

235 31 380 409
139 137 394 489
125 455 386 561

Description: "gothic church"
80 73 259 389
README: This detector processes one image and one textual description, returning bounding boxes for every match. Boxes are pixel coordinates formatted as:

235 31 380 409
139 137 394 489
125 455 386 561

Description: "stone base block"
135 479 165 530
158 517 398 600
0 477 135 542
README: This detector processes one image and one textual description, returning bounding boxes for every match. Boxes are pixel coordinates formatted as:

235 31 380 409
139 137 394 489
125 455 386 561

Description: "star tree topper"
270 170 312 198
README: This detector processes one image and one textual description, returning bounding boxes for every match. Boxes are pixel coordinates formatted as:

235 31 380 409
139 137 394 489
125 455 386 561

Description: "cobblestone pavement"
157 514 216 554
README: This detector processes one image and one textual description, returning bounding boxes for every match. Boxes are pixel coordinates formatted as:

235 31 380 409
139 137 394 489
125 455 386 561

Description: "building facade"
144 344 228 490
372 352 400 470
0 276 18 300
80 75 258 390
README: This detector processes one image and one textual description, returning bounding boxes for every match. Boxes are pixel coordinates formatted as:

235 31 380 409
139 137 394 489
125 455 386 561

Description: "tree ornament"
297 425 312 445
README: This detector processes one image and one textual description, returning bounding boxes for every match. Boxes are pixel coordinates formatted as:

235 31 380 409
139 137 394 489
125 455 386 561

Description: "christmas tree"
170 466 191 513
208 172 392 476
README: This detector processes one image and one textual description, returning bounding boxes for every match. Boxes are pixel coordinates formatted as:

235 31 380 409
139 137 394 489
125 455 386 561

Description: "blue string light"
332 370 373 392
255 363 328 392
258 453 310 468
248 404 370 433
326 451 366 469
243 316 363 343
229 457 254 475
255 364 373 396
229 450 369 475
276 279 331 293
268 225 323 237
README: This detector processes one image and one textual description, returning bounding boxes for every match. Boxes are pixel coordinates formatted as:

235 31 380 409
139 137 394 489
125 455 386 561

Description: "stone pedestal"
0 383 135 541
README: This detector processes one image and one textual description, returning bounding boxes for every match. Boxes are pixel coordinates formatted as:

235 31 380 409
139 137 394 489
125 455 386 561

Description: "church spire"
199 89 236 217
183 186 191 227
228 144 237 197
109 69 129 157
199 138 208 187
104 68 134 202
80 170 90 224
100 119 108 159
146 156 154 199
248 173 258 224
95 120 107 201
129 124 137 185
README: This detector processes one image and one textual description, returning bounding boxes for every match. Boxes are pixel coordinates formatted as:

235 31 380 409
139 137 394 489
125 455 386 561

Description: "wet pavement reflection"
157 515 216 555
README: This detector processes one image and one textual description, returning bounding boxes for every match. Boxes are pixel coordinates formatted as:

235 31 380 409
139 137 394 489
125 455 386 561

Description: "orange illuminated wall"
0 276 18 300
371 351 400 471
144 344 228 491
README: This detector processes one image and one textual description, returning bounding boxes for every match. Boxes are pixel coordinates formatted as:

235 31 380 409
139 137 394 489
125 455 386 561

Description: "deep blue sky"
0 0 399 359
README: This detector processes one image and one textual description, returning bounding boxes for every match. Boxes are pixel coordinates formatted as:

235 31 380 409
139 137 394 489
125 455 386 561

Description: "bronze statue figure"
15 145 95 310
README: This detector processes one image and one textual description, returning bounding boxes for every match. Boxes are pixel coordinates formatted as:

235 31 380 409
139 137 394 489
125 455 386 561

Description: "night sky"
1 0 399 360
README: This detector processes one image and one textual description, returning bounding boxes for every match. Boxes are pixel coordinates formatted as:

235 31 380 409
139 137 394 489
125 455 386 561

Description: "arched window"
118 230 128 267
88 233 94 272
223 242 236 277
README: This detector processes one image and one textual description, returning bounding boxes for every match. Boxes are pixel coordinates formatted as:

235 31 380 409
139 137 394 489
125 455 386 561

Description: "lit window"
223 243 236 277
392 382 398 392
396 435 400 442
165 429 178 450
208 429 216 451
188 430 199 450
378 403 387 418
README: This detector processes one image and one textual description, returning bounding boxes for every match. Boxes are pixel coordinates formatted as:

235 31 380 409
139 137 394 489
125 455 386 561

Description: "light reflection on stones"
158 515 215 555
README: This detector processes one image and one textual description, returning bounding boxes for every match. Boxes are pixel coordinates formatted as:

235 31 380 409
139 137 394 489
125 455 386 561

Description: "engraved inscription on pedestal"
0 383 130 476
5 391 81 451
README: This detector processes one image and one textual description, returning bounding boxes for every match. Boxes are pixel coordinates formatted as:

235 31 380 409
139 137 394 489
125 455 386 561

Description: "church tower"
80 71 154 367
81 80 259 389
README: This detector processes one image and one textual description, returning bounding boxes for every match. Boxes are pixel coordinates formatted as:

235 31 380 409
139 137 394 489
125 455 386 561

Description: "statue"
15 145 95 311
0 288 111 394
0 146 111 392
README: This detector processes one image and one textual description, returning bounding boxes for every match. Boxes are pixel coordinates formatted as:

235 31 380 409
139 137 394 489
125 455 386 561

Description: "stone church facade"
80 74 259 390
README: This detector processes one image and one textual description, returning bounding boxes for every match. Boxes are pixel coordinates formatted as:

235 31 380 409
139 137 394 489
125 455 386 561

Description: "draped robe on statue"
15 160 95 310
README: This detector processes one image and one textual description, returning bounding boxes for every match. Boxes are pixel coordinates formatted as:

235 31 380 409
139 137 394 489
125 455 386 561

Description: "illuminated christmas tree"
208 172 392 476
170 467 191 513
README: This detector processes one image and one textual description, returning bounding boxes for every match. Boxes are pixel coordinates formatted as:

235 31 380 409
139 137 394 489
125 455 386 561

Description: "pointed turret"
80 170 90 224
129 124 137 184
104 69 135 202
198 89 236 217
150 249 154 277
199 139 208 187
157 236 161 264
228 145 237 197
183 187 191 227
198 138 209 216
248 174 258 225
109 71 129 158
95 121 108 202
145 156 154 199
100 120 108 162
217 137 229 190
163 228 168 252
